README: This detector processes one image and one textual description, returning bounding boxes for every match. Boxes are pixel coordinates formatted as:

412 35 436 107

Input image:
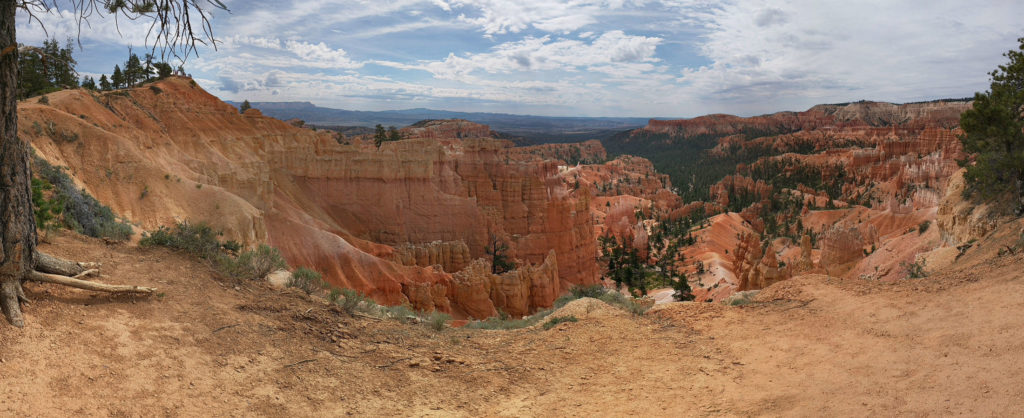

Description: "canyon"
602 99 976 302
21 77 984 316
22 78 602 318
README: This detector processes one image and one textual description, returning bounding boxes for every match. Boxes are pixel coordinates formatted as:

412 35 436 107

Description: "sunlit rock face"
22 77 598 318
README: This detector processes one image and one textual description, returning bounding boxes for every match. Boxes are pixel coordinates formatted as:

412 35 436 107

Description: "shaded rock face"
936 169 1011 246
20 78 597 318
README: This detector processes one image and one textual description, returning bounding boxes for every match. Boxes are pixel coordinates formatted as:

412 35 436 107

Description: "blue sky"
16 0 1024 117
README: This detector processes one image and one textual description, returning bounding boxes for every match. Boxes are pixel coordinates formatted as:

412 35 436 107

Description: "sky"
15 0 1024 118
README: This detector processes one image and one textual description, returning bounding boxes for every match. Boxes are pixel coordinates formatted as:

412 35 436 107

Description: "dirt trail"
2 232 1023 416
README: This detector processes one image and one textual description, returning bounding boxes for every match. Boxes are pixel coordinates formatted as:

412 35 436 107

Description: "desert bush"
289 267 325 295
724 291 758 306
141 221 288 280
140 222 222 258
902 258 928 279
228 244 288 280
542 315 578 330
31 176 64 233
463 308 554 330
338 288 367 315
380 304 417 321
569 284 606 299
37 95 49 104
32 156 133 241
918 220 931 234
327 288 342 304
426 311 451 331
221 240 242 253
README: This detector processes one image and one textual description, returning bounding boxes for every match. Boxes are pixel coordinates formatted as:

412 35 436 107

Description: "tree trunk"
0 0 34 327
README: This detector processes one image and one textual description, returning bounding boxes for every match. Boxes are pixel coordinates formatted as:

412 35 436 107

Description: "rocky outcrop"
449 250 560 318
400 119 493 140
936 169 1010 245
392 240 472 273
819 224 878 270
734 232 791 291
21 78 598 317
511 139 608 164
796 235 814 271
642 100 971 138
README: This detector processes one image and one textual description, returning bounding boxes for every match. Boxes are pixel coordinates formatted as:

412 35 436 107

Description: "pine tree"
387 126 401 142
111 65 124 89
143 53 156 82
154 62 173 79
15 37 78 98
960 37 1024 209
98 74 111 91
239 99 251 113
671 273 695 301
373 124 387 148
81 76 96 90
124 52 143 87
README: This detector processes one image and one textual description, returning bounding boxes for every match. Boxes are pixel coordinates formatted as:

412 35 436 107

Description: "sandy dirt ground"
1 232 1023 416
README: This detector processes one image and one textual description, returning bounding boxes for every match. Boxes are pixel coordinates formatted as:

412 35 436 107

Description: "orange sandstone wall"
20 78 597 317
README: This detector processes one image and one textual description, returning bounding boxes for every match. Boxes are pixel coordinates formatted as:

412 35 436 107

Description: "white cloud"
15 0 1024 117
387 30 662 79
672 0 1024 110
447 0 648 34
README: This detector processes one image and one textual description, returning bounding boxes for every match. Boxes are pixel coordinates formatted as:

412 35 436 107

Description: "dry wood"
28 271 156 294
35 251 99 276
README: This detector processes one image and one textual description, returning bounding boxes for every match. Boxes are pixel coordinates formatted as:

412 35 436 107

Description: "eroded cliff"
20 78 597 317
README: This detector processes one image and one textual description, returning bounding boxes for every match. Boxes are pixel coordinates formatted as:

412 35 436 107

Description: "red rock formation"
709 175 773 208
510 139 607 164
818 224 875 272
642 100 971 138
21 78 597 317
642 100 972 299
392 240 472 273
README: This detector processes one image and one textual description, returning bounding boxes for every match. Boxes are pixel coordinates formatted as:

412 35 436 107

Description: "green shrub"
380 304 416 321
542 315 578 330
338 288 367 315
327 288 342 304
31 156 133 241
233 244 288 279
141 221 288 280
289 267 325 295
918 220 931 235
37 95 49 105
140 222 222 258
426 311 451 331
221 240 242 253
569 284 606 299
903 258 927 279
463 308 554 330
31 177 64 233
